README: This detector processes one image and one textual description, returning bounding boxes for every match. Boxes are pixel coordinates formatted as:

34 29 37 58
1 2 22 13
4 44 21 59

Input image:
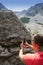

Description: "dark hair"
32 34 43 46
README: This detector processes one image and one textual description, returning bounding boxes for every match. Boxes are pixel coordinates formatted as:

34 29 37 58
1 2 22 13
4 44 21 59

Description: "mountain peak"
0 2 7 10
26 3 43 16
35 3 43 6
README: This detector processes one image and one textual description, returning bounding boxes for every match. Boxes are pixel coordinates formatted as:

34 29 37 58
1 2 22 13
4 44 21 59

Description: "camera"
23 38 26 44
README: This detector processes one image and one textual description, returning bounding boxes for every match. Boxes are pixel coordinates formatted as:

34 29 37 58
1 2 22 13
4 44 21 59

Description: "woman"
19 34 43 65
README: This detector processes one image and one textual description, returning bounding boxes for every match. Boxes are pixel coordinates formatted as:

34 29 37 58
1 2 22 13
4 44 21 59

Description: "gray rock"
0 10 31 65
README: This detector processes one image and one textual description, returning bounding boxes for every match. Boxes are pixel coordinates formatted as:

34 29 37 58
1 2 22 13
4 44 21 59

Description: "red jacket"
23 52 43 65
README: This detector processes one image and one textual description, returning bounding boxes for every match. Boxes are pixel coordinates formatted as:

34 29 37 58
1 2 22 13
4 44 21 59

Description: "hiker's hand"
20 41 24 49
25 42 33 48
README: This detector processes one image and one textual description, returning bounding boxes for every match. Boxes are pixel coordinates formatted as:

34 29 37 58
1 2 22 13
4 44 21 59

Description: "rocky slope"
24 13 43 34
0 10 31 65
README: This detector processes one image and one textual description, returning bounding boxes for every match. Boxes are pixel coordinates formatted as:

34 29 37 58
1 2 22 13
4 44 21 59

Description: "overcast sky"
0 0 43 11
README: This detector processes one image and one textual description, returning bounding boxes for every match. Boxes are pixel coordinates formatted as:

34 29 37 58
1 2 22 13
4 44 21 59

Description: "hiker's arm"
19 48 24 61
19 42 25 61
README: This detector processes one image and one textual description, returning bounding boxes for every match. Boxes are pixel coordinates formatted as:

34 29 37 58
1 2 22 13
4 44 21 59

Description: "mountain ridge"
15 3 43 16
